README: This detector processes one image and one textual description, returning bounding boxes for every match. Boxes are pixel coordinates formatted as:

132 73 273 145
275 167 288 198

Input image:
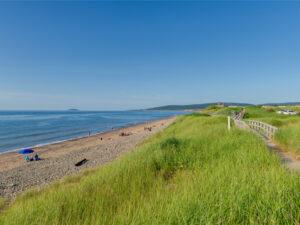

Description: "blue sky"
0 1 300 110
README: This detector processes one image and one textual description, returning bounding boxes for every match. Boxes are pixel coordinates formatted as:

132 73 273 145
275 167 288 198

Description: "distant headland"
146 102 252 111
146 102 300 111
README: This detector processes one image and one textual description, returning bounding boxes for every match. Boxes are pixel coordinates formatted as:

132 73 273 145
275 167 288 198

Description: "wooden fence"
248 120 279 139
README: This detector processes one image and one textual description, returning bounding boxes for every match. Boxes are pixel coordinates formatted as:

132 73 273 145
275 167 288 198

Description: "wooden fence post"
228 116 231 131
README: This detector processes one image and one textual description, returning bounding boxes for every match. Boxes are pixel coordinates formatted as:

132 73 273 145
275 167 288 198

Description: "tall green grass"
0 114 299 224
275 126 300 155
245 106 300 155
201 106 242 114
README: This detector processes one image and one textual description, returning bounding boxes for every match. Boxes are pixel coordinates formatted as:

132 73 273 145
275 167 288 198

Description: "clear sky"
0 1 300 110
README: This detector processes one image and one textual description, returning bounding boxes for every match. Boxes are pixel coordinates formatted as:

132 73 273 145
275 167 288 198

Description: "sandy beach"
0 116 178 199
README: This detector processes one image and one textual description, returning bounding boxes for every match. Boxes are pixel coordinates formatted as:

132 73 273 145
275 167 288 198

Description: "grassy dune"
0 114 299 224
201 105 242 114
245 106 300 155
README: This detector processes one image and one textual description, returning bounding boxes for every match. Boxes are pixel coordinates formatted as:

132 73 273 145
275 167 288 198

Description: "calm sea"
0 110 190 154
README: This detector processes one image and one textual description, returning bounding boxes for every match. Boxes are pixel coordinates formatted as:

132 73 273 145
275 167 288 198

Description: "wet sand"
0 116 177 199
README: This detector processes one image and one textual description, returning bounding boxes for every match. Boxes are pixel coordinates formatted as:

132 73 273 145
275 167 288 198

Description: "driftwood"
75 158 88 167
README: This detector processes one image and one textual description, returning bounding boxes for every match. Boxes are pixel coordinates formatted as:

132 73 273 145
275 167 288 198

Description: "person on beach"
34 154 40 161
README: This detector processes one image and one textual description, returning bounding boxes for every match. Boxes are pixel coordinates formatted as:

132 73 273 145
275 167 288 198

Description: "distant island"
68 109 79 111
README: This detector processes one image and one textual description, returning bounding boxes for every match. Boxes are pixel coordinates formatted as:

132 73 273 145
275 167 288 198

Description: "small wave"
0 110 190 154
0 133 91 155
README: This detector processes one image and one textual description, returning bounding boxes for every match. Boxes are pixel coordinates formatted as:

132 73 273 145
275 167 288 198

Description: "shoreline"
0 116 178 199
0 116 176 171
0 117 173 156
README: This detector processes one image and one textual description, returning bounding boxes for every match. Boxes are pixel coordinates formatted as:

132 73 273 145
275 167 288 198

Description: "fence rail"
248 120 279 139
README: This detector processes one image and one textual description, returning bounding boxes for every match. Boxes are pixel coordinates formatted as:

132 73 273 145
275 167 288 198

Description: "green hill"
147 102 253 110
260 102 300 106
148 102 300 110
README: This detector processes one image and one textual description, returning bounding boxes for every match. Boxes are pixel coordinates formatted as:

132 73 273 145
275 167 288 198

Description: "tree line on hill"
147 102 300 110
147 102 253 110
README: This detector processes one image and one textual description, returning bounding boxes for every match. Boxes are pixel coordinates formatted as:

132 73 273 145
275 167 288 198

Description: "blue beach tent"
19 149 34 154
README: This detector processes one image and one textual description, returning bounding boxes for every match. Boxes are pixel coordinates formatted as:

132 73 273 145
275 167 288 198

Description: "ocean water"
0 110 190 154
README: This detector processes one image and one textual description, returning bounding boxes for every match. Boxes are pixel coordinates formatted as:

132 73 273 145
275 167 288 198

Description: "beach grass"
0 199 6 211
245 106 300 155
0 114 299 224
201 105 243 114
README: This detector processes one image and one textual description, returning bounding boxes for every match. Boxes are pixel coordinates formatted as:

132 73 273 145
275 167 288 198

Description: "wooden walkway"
233 119 300 173
248 120 279 139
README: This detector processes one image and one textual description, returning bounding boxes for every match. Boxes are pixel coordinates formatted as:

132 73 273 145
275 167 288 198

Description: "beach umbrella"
19 149 34 154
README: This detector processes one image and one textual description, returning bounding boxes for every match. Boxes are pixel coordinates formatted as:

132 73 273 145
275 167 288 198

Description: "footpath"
234 119 300 173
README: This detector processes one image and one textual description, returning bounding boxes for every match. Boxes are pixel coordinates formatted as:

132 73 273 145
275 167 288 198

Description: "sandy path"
0 116 177 199
234 119 300 172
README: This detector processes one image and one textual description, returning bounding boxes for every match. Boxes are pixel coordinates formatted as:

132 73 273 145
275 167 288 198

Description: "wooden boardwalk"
233 119 300 173
248 120 279 139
